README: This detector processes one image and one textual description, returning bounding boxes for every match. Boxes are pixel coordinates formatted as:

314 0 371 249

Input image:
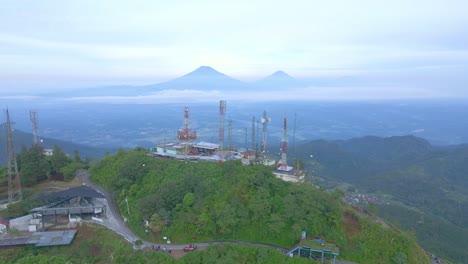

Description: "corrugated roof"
36 185 105 201
28 230 77 247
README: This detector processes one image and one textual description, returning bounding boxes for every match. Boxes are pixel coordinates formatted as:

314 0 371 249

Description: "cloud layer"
0 0 467 98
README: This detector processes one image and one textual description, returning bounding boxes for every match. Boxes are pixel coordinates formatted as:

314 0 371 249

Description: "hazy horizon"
1 0 467 100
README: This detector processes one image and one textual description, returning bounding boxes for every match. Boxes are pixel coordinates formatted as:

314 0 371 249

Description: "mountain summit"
184 66 228 77
269 70 295 80
254 70 302 89
153 66 245 91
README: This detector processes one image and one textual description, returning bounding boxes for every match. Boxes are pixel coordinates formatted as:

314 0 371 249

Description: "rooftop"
28 230 77 247
36 185 105 201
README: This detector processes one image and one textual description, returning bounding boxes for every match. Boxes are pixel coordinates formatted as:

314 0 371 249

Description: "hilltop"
90 148 429 263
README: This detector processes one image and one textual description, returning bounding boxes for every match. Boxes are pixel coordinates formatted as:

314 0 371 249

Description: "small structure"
155 142 186 156
286 236 339 263
193 142 219 156
9 214 33 231
0 219 8 233
150 141 241 163
0 230 77 247
273 169 305 182
31 185 106 230
28 230 77 247
43 149 54 156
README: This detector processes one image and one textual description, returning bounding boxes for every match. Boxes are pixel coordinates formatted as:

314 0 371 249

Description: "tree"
18 145 50 185
149 213 165 233
73 149 82 163
134 239 143 249
183 193 195 208
50 145 71 174
60 162 84 180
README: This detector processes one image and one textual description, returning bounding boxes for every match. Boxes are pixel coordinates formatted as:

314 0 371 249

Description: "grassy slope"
295 135 468 263
0 223 317 264
377 203 468 264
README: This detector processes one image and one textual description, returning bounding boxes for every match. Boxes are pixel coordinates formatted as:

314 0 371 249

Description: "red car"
183 244 198 252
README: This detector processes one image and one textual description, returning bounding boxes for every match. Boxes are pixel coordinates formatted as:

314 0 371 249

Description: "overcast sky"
1 0 467 98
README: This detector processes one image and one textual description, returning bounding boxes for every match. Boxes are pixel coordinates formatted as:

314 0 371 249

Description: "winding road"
76 169 355 263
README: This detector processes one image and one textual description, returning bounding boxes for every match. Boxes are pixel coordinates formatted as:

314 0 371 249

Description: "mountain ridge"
0 126 114 165
42 66 310 97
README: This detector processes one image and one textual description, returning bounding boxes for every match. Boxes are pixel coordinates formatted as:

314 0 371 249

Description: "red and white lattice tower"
6 109 22 203
278 116 288 170
177 107 196 156
218 100 226 166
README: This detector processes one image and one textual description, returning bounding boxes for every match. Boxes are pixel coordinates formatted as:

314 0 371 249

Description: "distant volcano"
266 70 296 81
253 70 303 90
45 66 310 97
146 66 246 91
182 66 230 77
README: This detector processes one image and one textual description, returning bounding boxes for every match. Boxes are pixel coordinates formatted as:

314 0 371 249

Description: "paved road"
77 169 356 263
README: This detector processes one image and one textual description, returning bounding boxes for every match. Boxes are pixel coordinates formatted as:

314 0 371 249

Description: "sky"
0 0 467 99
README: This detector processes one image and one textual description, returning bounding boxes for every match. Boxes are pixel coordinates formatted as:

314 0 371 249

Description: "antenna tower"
228 116 232 151
6 109 22 203
244 127 248 150
278 115 288 170
293 112 298 169
218 100 226 165
30 110 39 145
260 110 271 162
177 107 196 156
251 116 256 152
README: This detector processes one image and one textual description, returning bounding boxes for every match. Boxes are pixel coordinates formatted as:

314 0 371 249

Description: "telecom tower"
277 116 288 170
218 100 226 165
260 110 271 162
251 116 256 152
227 116 232 151
244 127 248 150
177 107 196 156
5 109 22 203
30 110 39 145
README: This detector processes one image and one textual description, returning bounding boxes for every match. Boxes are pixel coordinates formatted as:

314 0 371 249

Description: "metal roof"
193 142 219 150
36 185 105 201
28 230 77 247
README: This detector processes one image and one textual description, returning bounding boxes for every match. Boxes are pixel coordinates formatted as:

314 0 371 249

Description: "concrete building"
30 185 106 230
9 214 33 231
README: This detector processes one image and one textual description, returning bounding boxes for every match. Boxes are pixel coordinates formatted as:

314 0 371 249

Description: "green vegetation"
0 223 175 264
0 145 86 217
0 223 318 264
295 135 468 263
90 148 429 263
17 145 87 184
377 203 468 264
0 125 113 166
180 243 315 264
